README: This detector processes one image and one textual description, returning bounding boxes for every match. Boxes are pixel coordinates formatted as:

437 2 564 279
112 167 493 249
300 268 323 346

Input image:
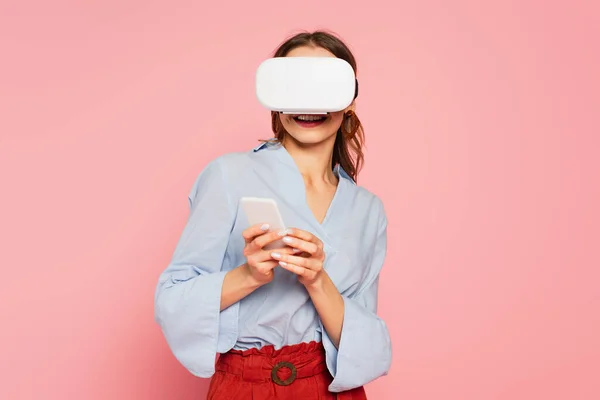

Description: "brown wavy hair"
267 30 365 182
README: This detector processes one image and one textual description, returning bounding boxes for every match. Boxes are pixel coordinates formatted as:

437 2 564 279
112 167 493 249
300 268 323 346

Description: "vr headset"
255 57 358 115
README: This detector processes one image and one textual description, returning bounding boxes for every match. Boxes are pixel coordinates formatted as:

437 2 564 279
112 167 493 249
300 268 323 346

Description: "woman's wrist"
220 264 263 310
239 263 265 290
304 274 326 294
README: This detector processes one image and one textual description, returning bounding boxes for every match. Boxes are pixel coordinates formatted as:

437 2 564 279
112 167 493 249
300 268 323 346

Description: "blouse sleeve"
153 157 238 378
321 200 393 392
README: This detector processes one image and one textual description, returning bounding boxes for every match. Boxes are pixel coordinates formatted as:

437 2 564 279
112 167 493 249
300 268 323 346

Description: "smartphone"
239 197 287 250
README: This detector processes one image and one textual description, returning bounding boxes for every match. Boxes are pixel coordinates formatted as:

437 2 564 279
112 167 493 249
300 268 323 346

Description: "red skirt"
206 341 367 399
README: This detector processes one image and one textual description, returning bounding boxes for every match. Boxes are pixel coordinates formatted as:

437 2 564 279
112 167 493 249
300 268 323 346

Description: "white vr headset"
255 57 358 115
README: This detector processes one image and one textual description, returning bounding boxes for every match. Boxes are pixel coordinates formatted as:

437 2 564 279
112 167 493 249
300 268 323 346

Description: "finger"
270 252 322 272
281 236 319 255
251 229 290 250
278 261 317 279
252 247 300 263
290 249 310 257
254 260 279 274
284 228 322 246
242 223 271 243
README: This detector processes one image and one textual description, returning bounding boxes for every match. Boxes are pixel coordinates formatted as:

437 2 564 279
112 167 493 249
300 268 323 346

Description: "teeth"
296 115 324 121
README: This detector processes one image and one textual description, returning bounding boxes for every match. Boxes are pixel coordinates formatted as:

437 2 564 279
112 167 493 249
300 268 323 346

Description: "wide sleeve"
154 157 238 378
321 201 392 392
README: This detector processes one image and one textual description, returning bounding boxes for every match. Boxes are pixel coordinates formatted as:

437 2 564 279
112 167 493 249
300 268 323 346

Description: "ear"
344 101 356 113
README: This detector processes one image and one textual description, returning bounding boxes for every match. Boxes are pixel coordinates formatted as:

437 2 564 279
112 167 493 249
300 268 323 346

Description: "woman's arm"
155 158 239 378
305 272 345 347
272 200 392 392
271 230 345 347
220 264 261 310
221 226 305 310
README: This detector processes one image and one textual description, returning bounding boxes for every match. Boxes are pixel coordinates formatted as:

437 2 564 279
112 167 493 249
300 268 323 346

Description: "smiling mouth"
292 114 328 127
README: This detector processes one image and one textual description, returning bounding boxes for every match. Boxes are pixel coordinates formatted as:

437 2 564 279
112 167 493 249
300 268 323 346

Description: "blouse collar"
252 139 356 185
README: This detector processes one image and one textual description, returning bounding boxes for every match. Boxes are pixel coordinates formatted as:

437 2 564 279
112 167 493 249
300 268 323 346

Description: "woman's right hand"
242 224 295 286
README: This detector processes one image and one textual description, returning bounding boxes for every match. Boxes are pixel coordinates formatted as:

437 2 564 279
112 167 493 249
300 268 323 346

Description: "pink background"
1 1 599 399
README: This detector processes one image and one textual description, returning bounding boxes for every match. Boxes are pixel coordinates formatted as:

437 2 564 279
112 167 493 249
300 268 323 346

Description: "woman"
154 30 392 399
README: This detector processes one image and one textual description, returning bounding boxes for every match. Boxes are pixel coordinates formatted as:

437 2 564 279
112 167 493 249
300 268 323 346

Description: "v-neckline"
306 174 343 226
272 142 345 229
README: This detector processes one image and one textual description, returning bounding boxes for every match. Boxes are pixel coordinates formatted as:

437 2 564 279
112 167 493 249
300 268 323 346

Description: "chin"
285 128 337 146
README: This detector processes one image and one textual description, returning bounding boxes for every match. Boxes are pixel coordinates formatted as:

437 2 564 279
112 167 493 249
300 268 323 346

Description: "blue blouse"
154 140 392 392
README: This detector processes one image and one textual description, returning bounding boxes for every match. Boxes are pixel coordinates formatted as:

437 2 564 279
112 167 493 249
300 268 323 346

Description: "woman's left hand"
270 228 326 288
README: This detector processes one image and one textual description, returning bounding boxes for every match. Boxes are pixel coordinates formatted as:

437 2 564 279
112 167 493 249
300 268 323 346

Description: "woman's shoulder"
193 148 258 178
346 181 387 222
335 164 386 219
186 149 257 200
205 149 254 168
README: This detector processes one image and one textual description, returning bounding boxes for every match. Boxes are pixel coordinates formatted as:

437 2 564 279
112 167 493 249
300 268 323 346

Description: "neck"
282 135 338 186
